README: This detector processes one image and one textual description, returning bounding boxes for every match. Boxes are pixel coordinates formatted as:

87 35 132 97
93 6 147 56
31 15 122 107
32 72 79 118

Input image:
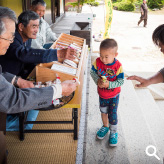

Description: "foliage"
87 1 99 6
112 0 164 10
112 0 122 3
148 0 164 9
66 0 99 7
113 1 135 11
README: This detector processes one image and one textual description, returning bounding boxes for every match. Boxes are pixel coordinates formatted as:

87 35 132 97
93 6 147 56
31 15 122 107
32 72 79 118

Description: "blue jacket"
0 30 58 76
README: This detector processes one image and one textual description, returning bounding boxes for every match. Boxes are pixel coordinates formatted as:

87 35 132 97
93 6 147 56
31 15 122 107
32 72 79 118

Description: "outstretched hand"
61 80 78 96
57 48 77 62
127 75 149 87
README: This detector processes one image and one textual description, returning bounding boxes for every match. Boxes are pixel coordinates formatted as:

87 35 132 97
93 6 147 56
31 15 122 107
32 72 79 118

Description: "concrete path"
82 3 164 164
82 3 164 72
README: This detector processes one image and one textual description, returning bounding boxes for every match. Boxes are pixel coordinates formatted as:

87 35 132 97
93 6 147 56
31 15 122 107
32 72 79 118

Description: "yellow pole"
103 0 113 39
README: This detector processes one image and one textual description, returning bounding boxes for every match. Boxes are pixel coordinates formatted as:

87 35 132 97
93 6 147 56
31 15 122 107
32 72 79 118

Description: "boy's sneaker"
96 126 109 139
109 132 118 146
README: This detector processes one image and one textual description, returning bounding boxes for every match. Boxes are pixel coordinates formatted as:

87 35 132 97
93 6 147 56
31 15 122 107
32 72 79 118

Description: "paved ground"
82 3 164 164
82 3 164 72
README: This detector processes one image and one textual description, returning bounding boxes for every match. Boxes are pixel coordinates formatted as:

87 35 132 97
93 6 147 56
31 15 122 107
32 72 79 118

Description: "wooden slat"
62 45 88 108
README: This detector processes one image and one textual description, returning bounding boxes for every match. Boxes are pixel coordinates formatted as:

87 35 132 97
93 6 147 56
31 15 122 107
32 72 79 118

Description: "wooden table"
19 45 88 141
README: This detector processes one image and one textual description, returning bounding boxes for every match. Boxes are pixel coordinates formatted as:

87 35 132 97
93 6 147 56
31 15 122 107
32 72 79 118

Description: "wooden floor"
51 12 93 37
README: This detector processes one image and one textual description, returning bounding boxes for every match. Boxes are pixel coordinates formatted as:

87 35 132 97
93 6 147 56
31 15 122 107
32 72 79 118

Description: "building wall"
0 0 23 17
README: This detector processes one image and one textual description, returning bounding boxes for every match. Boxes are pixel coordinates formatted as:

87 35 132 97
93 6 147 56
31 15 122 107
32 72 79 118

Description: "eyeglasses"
0 36 15 43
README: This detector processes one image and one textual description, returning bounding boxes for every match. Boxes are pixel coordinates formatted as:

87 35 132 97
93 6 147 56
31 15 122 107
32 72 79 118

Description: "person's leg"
108 95 120 146
43 43 53 49
144 19 147 27
96 97 109 139
138 18 143 26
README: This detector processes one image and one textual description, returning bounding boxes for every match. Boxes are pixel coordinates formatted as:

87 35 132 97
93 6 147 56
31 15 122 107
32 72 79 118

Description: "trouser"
0 131 7 164
99 95 119 125
43 43 53 49
138 18 147 27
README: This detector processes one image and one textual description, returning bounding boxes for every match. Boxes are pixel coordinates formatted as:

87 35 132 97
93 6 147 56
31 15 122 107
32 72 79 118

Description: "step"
125 71 164 100
148 84 164 100
84 76 130 164
135 88 164 161
119 79 162 163
155 100 164 117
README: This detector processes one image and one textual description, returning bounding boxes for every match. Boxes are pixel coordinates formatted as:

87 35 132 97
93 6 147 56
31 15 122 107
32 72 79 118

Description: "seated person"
0 10 75 79
31 0 57 49
0 7 78 162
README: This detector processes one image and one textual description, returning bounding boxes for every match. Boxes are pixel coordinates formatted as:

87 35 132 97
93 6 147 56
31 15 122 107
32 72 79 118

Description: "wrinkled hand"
127 75 149 87
98 78 109 88
17 78 34 88
61 80 78 96
57 48 77 62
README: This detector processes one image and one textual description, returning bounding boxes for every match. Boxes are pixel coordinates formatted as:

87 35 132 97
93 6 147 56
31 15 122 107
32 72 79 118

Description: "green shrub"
112 0 122 3
148 0 164 9
89 1 99 6
113 1 135 11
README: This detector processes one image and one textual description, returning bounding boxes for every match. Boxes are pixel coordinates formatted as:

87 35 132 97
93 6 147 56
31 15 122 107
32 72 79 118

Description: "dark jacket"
0 30 57 77
140 3 148 19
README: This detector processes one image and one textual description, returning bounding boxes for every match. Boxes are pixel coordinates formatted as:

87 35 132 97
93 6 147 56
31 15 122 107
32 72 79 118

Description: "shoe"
109 132 118 146
96 126 109 139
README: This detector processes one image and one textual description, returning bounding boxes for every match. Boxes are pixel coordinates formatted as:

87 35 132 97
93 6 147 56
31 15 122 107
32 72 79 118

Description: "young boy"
90 39 124 146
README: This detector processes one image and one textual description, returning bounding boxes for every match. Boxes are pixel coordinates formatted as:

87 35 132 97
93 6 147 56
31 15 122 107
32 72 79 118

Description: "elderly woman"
0 7 77 163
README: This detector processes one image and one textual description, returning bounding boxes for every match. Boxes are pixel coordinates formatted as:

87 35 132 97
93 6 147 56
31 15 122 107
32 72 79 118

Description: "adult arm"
6 40 76 64
5 39 58 64
45 21 57 42
1 66 34 88
0 74 54 114
141 4 144 14
127 70 164 88
1 72 15 83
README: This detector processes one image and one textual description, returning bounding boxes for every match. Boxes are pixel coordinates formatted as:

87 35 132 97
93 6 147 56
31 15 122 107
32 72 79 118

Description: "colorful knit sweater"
90 57 124 99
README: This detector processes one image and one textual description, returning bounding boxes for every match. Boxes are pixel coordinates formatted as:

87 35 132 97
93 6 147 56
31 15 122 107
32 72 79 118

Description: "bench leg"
19 112 24 141
73 108 78 140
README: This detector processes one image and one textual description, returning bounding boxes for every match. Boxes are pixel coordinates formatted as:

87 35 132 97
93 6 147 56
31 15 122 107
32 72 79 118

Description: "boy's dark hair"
100 38 118 50
152 24 164 46
32 0 46 7
18 10 39 27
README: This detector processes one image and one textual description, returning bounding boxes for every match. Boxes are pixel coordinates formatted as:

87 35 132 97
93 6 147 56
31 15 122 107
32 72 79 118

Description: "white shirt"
31 17 57 49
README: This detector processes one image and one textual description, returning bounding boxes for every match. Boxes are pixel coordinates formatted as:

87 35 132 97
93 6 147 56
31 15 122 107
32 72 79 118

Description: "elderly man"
31 0 57 49
138 0 148 27
0 7 77 163
0 10 75 78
